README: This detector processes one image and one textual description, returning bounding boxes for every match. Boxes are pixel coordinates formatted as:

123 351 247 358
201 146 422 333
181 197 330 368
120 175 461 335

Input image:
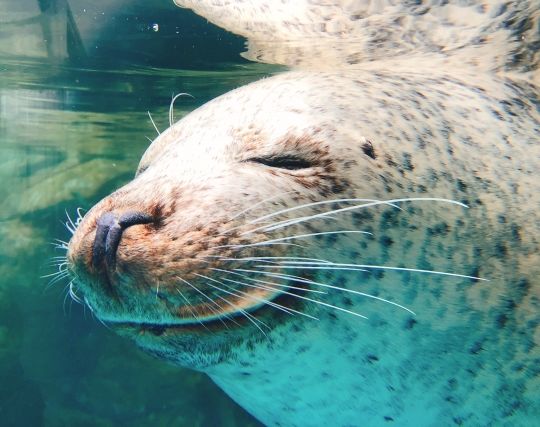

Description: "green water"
0 3 276 425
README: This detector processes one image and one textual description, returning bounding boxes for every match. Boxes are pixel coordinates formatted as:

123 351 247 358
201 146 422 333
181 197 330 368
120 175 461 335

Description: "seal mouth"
99 278 310 334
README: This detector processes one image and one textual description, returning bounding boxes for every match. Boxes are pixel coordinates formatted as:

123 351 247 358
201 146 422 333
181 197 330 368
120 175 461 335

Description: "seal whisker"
221 275 325 296
65 209 77 235
214 242 306 250
44 271 71 289
248 197 468 235
204 271 368 320
221 256 333 264
176 276 237 329
212 268 326 294
68 281 83 304
220 230 373 249
255 261 487 281
194 274 269 335
169 92 194 127
226 190 300 223
84 298 113 330
198 273 307 319
147 111 160 135
236 269 415 315
175 288 212 332
75 207 86 225
247 198 399 226
42 260 68 272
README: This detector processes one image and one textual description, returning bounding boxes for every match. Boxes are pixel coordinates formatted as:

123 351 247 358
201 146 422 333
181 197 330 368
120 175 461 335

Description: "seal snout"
92 211 154 270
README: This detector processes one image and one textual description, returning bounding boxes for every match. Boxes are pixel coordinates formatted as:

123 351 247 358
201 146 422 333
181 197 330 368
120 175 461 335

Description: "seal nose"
92 211 154 269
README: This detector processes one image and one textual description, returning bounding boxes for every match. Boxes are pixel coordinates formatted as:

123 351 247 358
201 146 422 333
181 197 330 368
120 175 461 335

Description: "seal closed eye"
248 155 314 170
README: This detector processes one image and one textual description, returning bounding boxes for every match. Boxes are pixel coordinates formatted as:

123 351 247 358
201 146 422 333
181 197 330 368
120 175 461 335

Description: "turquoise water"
0 2 271 425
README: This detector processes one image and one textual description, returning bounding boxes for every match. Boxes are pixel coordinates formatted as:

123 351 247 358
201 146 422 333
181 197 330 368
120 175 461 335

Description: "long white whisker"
214 242 306 250
246 198 468 235
222 230 373 249
256 261 487 281
194 274 269 335
69 281 83 304
237 269 415 315
220 256 334 264
175 288 211 332
214 190 301 238
176 277 235 328
76 207 85 224
169 92 194 126
254 265 370 273
202 273 301 318
212 268 326 294
147 111 160 135
202 273 367 320
65 209 77 234
248 198 400 225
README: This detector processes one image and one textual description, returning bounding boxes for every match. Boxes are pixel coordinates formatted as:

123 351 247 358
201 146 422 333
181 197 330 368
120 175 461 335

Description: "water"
0 2 273 425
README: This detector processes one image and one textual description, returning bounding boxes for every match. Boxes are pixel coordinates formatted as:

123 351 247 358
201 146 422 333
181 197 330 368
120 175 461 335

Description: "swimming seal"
65 1 539 425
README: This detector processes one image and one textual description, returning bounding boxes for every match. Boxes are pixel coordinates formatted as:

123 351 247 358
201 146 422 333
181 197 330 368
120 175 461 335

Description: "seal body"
66 1 539 426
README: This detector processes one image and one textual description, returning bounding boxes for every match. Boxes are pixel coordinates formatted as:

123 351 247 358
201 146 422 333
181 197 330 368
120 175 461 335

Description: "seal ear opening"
248 155 314 170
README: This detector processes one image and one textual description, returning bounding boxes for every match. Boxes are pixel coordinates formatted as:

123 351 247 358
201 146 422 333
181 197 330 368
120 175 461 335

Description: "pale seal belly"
63 1 539 426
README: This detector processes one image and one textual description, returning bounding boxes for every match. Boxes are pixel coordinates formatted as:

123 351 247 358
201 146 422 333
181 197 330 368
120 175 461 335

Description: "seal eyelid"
248 155 314 170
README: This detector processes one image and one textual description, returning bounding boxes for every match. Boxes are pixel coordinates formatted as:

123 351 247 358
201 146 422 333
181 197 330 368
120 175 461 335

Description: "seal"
64 1 539 425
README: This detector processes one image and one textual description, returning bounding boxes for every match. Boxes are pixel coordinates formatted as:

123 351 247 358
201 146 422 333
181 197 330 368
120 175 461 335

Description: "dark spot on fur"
352 210 374 226
366 354 379 363
469 341 483 355
381 209 400 228
374 270 385 280
402 153 414 171
495 314 508 329
511 223 521 241
385 154 398 168
380 235 394 247
456 179 467 192
470 266 481 282
384 416 394 422
427 222 450 236
404 317 417 330
361 140 377 159
495 242 507 258
297 345 309 354
342 297 353 307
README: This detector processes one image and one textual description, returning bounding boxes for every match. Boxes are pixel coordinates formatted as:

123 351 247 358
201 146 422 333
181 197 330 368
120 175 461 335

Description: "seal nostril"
92 211 154 270
118 211 154 228
105 224 123 269
92 212 116 268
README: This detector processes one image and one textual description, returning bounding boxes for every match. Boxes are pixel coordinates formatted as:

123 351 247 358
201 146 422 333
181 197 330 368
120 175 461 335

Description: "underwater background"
0 0 271 425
